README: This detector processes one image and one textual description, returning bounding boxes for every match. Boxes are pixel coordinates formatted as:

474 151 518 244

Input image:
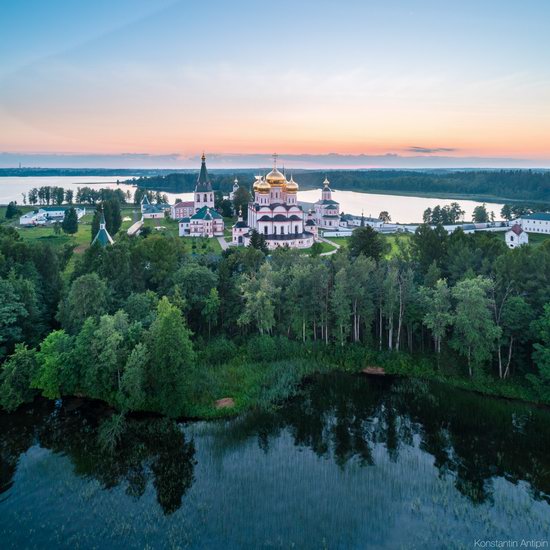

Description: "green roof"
40 206 70 211
92 227 113 247
195 155 213 192
317 199 339 206
523 212 550 221
191 206 222 220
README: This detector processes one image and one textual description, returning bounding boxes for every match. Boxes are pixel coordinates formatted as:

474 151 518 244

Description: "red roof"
510 224 523 235
174 201 194 208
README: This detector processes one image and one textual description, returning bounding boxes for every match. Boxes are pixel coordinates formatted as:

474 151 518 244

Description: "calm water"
0 176 186 206
0 177 503 223
1 374 549 549
299 189 504 224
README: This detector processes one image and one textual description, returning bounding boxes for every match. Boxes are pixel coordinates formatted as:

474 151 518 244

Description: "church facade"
178 154 225 238
231 157 317 249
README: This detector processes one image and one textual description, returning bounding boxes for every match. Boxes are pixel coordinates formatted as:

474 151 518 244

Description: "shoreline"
17 356 544 423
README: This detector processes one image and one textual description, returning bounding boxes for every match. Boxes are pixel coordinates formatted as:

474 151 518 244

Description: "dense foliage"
23 185 129 206
0 220 549 417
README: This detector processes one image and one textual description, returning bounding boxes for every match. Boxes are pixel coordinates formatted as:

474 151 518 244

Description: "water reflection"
195 375 550 507
0 401 196 514
1 373 550 547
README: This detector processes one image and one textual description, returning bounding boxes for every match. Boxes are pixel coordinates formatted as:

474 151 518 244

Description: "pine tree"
61 207 78 234
91 209 101 242
5 201 21 219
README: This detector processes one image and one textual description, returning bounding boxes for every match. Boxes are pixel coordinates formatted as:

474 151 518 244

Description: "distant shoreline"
0 172 546 206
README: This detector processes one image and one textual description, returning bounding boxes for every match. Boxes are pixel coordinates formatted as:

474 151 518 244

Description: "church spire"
196 152 212 192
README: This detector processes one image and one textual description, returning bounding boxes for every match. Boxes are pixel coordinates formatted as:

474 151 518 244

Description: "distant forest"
132 170 550 203
2 168 549 203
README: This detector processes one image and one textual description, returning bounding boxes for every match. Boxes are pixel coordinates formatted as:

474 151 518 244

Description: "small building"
178 217 191 236
142 203 170 219
91 214 114 246
140 195 170 219
505 223 529 248
314 177 340 229
341 213 383 229
19 206 86 226
188 206 224 237
519 212 550 234
171 201 194 220
232 208 249 245
305 209 318 239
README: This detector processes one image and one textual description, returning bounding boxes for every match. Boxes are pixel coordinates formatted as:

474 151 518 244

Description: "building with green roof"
92 214 114 246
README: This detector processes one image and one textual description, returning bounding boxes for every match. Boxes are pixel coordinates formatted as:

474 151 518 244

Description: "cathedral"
231 156 317 249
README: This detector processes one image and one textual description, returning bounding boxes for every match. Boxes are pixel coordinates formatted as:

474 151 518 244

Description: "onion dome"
286 174 299 193
257 177 271 194
252 175 262 192
323 176 330 186
266 167 286 186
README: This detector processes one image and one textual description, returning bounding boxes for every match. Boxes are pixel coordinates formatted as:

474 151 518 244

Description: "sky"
1 0 549 168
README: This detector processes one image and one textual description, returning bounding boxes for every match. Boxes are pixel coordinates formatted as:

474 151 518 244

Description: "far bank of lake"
0 176 504 224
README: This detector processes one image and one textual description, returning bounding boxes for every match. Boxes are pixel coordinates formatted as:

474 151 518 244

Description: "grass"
528 233 550 247
290 240 338 255
323 233 411 258
142 216 223 253
16 212 94 249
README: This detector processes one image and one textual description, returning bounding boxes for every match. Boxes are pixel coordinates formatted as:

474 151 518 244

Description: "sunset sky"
1 0 549 167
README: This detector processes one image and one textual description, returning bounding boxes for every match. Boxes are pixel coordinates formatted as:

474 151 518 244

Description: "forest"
132 169 550 202
0 211 549 419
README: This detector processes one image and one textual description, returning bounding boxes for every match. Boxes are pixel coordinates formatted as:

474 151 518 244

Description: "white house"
340 213 383 230
505 224 529 248
19 206 86 226
519 212 550 234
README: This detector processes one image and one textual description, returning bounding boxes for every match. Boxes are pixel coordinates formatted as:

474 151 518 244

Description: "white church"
231 156 319 249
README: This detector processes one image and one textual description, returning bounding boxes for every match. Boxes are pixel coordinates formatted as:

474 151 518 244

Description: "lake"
0 177 503 224
1 373 548 549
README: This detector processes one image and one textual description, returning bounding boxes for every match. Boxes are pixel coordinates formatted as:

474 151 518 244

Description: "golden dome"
286 175 299 193
266 167 286 185
252 175 262 192
257 177 271 194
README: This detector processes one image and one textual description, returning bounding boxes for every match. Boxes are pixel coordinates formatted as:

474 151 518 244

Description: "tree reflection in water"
0 400 196 514
202 374 550 506
1 372 550 519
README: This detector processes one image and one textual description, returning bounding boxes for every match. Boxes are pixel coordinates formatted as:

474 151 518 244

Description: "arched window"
264 226 268 235
204 194 207 201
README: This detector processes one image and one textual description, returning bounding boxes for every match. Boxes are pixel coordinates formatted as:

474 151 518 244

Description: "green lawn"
299 240 337 255
528 233 550 247
16 213 94 249
323 233 411 258
141 218 223 253
383 233 412 256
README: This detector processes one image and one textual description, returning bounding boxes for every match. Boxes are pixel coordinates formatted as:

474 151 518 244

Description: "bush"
198 337 239 365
